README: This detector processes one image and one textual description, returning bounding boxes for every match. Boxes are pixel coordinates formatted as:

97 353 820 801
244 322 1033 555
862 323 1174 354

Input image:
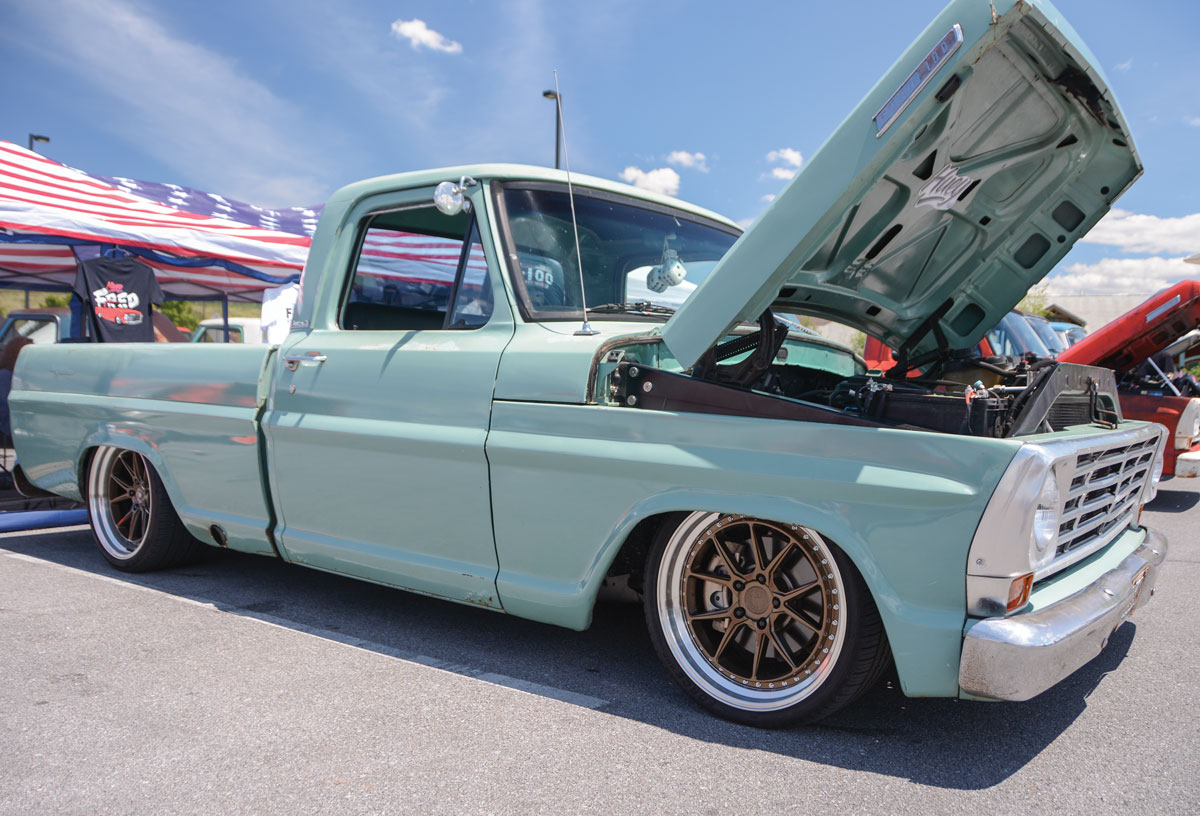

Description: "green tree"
39 293 71 308
1017 284 1051 317
159 300 200 330
850 331 866 356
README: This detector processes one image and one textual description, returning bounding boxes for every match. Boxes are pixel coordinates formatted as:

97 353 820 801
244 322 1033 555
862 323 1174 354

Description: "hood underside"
663 0 1141 370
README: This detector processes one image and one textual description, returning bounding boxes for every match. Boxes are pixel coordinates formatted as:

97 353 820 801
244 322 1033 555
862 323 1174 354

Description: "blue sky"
2 0 1197 295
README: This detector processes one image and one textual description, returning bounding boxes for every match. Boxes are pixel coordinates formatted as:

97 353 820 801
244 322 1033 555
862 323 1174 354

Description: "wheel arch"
76 434 185 517
582 491 957 697
588 491 884 599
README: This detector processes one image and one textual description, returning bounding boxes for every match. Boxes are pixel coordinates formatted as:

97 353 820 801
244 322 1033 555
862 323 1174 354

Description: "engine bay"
606 311 1122 438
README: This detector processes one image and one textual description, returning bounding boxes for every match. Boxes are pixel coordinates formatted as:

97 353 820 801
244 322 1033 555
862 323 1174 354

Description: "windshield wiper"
588 301 676 316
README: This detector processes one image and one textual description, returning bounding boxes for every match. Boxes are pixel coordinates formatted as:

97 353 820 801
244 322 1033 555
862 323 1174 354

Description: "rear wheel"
644 512 890 727
87 447 206 572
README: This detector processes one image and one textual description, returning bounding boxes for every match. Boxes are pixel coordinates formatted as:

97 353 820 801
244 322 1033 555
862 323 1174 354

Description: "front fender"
579 490 978 699
487 400 1022 697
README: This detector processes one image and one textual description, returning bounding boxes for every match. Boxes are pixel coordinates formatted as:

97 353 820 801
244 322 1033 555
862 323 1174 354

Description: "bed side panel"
11 343 275 555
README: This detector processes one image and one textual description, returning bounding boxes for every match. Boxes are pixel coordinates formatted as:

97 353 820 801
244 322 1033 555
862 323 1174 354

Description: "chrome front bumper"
958 529 1167 701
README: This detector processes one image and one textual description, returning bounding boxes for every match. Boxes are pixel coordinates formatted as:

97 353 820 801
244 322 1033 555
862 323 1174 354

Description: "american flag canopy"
0 140 314 301
0 140 494 307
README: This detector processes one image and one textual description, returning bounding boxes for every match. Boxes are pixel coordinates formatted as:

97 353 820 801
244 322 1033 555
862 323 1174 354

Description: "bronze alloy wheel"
655 513 847 711
86 446 206 572
646 511 890 725
89 447 154 560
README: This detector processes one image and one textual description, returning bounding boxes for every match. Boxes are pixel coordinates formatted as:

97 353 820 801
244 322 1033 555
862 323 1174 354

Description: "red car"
1058 281 1200 477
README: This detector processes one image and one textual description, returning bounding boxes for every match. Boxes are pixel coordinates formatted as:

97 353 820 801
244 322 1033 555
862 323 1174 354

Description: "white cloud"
667 150 709 172
1115 58 1133 71
618 166 680 196
1044 256 1193 296
765 147 803 181
4 0 330 206
390 19 462 54
761 194 776 203
767 148 803 167
1080 208 1200 255
736 217 755 229
1186 116 1200 128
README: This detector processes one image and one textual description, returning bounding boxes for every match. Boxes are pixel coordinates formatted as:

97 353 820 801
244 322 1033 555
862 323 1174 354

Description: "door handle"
283 352 327 371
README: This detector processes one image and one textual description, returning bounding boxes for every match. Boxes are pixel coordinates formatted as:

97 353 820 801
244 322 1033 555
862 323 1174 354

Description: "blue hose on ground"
0 509 89 533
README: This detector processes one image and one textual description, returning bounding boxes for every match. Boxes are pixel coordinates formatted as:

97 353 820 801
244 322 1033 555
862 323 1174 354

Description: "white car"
189 317 264 344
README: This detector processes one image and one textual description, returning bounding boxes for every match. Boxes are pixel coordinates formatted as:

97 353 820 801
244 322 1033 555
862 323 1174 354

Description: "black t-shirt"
73 256 164 342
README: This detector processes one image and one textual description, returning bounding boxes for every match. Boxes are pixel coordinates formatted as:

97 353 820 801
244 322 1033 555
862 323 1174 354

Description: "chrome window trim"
873 24 964 136
1145 295 1181 324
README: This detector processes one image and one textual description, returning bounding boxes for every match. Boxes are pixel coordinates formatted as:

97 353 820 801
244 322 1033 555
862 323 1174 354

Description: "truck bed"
10 343 277 555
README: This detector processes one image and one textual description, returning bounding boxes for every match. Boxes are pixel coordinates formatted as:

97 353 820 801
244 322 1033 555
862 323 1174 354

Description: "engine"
607 313 1122 438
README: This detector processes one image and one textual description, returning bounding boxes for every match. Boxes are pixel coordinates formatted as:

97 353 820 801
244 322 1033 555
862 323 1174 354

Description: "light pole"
542 90 561 170
26 133 51 306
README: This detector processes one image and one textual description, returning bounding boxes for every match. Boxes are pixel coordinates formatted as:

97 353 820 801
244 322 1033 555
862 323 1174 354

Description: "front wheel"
644 512 890 727
87 446 206 572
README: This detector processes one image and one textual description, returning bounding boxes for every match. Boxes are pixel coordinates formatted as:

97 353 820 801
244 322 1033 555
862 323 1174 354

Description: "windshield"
1052 322 1087 347
1 318 58 346
1024 314 1066 355
986 312 1052 358
496 184 740 321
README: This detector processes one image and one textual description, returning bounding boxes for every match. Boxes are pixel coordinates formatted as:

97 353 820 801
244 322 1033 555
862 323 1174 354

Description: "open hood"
663 0 1141 370
1058 281 1200 374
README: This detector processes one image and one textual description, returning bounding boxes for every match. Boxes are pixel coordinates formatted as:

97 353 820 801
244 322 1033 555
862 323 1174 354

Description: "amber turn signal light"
1007 573 1034 613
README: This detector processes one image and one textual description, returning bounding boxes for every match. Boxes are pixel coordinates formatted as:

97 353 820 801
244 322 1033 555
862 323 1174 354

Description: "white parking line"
0 547 609 711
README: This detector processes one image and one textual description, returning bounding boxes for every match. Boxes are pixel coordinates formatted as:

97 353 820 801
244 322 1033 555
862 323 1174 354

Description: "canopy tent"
0 141 502 321
0 141 316 302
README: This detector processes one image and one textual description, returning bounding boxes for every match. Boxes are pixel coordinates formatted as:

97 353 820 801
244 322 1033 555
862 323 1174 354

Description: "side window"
198 327 242 343
341 204 492 331
986 327 1011 356
448 221 493 329
10 318 58 345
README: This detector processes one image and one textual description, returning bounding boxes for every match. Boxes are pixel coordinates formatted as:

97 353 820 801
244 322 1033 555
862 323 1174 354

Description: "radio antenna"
552 70 599 336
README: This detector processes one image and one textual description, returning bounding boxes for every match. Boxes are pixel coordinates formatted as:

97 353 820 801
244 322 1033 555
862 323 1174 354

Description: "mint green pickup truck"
10 0 1168 727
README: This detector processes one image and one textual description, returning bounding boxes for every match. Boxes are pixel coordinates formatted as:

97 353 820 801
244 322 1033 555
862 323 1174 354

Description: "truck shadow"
1 526 1135 791
1145 486 1200 513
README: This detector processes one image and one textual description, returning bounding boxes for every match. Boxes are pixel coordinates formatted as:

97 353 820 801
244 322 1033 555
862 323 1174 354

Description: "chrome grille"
1048 434 1158 574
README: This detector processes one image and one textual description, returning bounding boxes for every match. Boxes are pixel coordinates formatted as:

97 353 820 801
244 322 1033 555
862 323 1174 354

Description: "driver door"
263 187 513 605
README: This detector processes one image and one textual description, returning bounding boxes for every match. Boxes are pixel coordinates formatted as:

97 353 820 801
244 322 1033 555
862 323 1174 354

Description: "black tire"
644 512 891 727
86 446 207 572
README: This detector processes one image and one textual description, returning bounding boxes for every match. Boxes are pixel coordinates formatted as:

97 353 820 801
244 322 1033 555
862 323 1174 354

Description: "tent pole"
222 294 230 343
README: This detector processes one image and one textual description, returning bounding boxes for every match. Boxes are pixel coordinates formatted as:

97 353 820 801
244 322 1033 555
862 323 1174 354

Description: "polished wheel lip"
657 512 848 712
89 447 152 561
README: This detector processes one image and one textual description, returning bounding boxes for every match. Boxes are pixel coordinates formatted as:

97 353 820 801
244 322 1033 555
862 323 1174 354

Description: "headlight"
1029 469 1061 570
1147 447 1164 502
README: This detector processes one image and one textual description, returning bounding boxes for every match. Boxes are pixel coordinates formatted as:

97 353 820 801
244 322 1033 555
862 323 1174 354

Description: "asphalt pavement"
1 479 1198 815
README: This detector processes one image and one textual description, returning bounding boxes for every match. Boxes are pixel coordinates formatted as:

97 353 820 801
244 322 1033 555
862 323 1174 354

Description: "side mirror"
434 176 478 216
